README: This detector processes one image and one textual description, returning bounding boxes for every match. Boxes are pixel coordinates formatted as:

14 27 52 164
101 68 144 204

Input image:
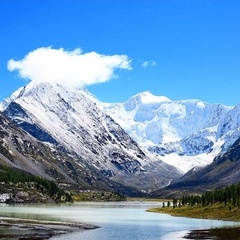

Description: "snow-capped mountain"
103 91 240 173
0 82 181 193
0 110 148 194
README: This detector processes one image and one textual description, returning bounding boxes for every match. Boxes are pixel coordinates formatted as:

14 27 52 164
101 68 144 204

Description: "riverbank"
148 204 240 221
0 217 99 239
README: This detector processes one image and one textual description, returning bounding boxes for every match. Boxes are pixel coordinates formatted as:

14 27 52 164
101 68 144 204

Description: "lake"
0 202 239 239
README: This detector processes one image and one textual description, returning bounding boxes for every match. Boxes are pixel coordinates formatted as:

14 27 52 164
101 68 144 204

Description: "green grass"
148 204 240 221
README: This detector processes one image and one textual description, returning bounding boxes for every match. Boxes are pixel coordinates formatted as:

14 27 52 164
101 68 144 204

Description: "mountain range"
1 82 240 196
0 82 181 195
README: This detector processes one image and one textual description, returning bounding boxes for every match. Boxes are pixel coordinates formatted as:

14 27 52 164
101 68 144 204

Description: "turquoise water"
0 202 239 239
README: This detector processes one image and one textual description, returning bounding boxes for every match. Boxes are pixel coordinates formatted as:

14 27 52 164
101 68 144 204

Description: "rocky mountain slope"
0 82 181 194
103 91 240 173
0 111 131 193
0 112 88 184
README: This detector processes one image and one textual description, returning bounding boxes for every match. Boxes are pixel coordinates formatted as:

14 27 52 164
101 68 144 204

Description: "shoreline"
148 206 240 239
0 217 99 239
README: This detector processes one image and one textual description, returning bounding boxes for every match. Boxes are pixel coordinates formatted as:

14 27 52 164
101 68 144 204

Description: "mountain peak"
0 81 98 112
136 91 171 104
123 91 171 111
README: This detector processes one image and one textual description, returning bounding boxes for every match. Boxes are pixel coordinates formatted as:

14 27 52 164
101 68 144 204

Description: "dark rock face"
4 102 57 144
19 121 57 144
3 102 28 120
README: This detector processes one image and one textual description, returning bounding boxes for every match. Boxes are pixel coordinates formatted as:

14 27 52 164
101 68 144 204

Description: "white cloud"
7 47 132 88
141 61 157 69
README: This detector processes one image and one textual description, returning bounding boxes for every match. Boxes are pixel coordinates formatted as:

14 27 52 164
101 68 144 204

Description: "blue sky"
0 0 240 105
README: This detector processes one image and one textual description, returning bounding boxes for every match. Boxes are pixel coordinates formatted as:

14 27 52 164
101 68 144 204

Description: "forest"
180 183 240 208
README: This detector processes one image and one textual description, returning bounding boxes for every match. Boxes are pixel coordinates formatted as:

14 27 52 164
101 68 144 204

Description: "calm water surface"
0 202 240 239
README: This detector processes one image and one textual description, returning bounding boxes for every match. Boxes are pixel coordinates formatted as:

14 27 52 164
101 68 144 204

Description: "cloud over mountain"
8 47 132 88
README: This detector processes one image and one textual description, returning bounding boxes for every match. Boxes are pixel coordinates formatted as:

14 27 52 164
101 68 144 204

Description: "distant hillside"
151 137 240 198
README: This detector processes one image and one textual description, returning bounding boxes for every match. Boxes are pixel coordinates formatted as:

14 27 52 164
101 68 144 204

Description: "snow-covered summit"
130 91 170 104
103 93 239 173
123 91 170 111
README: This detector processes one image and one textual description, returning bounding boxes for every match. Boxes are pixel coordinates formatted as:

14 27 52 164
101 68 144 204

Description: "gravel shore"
0 217 99 239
